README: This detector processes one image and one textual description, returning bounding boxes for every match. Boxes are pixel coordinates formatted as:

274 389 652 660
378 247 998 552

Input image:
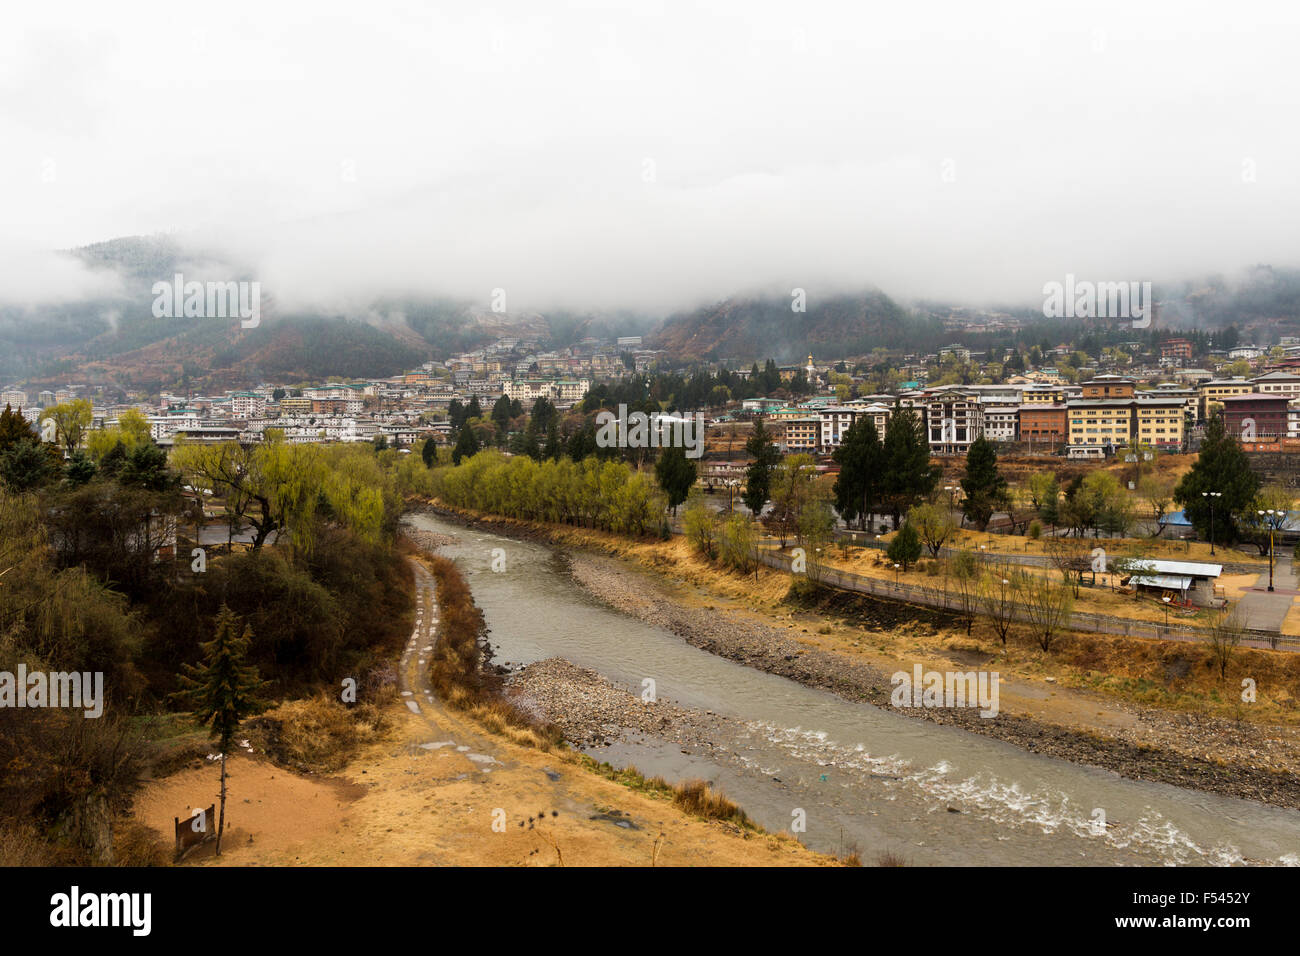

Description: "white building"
229 392 266 418
982 404 1020 442
925 390 984 455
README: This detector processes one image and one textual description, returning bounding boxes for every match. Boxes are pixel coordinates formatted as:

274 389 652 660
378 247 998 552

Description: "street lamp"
1258 509 1278 592
1201 491 1222 555
1162 594 1171 628
893 562 901 588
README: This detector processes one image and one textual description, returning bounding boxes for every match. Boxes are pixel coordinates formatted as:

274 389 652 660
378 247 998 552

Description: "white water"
410 513 1300 866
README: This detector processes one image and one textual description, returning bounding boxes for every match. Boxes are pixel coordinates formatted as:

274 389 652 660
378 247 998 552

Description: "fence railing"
753 546 1297 651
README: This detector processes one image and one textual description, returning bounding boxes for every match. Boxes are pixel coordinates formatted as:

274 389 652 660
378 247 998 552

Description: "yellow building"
1135 399 1186 448
1197 378 1252 422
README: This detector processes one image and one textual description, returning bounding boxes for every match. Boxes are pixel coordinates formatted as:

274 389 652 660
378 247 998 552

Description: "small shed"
1124 559 1223 607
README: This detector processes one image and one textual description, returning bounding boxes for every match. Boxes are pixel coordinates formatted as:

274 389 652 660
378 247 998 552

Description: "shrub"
887 522 922 570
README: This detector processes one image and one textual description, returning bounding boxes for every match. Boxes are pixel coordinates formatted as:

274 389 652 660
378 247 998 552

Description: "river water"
409 513 1300 866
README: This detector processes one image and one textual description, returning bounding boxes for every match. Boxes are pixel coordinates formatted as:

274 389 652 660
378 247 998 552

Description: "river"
409 513 1300 866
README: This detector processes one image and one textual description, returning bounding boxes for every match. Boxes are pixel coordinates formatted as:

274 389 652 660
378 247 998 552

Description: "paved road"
1234 548 1298 632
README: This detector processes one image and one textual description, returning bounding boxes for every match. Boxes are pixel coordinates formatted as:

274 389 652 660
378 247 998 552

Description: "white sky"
2 0 1298 313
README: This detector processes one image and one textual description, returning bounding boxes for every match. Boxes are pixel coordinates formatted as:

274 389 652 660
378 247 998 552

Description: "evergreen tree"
0 403 37 452
63 450 97 486
1174 413 1260 545
452 423 480 465
490 394 514 430
742 418 780 516
173 605 267 855
0 437 58 491
655 445 698 515
448 399 466 430
959 435 1008 531
832 417 882 530
543 419 562 461
881 409 939 528
118 442 177 491
887 521 922 570
466 395 482 420
421 437 437 468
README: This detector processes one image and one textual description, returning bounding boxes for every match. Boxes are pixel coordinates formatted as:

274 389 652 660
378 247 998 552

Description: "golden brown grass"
246 694 394 773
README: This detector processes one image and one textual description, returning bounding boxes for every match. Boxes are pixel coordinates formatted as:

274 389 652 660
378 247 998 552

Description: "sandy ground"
132 560 834 868
133 705 828 867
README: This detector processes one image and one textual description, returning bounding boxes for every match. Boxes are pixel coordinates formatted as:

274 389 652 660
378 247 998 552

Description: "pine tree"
887 521 922 570
960 435 1008 531
832 417 882 530
655 445 697 515
881 409 939 528
421 437 437 468
0 403 36 452
543 419 562 461
452 423 480 465
742 418 780 516
173 605 267 855
1174 413 1260 545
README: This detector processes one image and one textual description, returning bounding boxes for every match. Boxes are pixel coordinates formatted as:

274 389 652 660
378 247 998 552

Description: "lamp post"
1201 491 1221 555
893 563 901 588
727 478 739 513
1162 594 1171 628
1259 509 1278 592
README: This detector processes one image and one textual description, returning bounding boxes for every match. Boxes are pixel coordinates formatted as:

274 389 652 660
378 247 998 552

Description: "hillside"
650 291 943 363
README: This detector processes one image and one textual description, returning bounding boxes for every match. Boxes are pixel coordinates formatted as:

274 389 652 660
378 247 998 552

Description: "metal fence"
754 546 1297 651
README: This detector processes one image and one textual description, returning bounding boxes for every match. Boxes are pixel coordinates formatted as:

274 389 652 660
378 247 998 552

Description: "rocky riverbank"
406 505 1300 810
565 550 1300 810
504 657 730 753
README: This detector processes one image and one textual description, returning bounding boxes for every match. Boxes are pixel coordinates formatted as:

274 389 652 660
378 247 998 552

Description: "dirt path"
131 558 833 867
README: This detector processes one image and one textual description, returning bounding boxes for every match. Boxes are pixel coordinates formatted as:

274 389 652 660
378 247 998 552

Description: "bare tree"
948 548 979 635
1045 537 1090 597
1018 571 1074 653
1207 607 1245 680
979 563 1020 646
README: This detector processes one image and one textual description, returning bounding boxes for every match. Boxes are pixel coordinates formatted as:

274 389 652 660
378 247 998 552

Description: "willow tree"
43 399 93 457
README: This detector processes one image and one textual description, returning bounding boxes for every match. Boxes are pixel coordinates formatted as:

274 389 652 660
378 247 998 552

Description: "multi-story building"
1019 404 1067 447
1067 377 1185 451
856 402 892 439
1251 370 1300 401
981 404 1019 442
777 416 820 453
1160 338 1194 363
1020 384 1069 405
1067 377 1134 452
1220 394 1289 441
278 397 312 415
815 406 861 451
229 391 266 418
1196 378 1253 422
503 379 590 405
1139 383 1197 423
1133 398 1187 449
925 389 983 455
1 388 28 411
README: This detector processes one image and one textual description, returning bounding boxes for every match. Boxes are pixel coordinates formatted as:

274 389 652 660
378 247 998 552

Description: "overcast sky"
2 0 1298 313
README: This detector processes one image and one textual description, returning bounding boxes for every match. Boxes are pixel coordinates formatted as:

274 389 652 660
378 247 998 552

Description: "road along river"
408 513 1300 866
